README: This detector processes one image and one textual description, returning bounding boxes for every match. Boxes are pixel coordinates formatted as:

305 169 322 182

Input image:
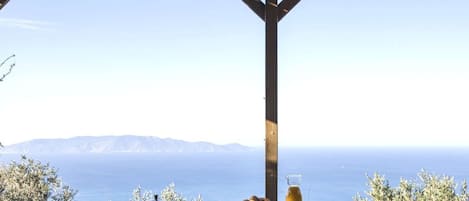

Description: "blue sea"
2 148 469 201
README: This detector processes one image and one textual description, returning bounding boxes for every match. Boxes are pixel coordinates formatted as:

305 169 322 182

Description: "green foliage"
131 185 155 201
0 155 77 201
131 183 202 201
354 171 469 201
160 183 186 201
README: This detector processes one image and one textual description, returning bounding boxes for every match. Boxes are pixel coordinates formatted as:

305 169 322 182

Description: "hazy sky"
1 0 468 147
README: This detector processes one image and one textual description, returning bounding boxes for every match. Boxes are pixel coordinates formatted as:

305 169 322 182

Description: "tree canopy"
0 155 77 201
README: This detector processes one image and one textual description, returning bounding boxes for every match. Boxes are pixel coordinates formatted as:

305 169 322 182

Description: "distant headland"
1 135 252 153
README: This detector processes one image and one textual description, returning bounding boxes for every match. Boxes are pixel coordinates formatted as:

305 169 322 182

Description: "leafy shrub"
131 185 156 201
160 183 186 201
354 171 469 201
131 183 202 201
0 155 77 201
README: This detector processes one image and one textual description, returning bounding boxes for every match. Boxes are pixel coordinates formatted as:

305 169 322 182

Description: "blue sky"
1 0 469 147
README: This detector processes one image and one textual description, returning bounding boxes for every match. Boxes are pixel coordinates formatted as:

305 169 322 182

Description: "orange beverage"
286 185 302 201
286 175 302 201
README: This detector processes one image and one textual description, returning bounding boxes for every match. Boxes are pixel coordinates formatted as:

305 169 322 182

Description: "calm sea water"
2 148 469 201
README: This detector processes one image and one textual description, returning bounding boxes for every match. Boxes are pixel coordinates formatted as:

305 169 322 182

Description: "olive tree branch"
0 54 16 82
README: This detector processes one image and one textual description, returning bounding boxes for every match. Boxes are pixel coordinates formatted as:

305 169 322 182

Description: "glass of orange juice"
286 174 302 201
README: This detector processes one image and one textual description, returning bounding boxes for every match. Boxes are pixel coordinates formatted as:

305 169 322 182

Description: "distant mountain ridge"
1 135 252 153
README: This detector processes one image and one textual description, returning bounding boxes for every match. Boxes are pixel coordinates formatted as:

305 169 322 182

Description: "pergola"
243 0 300 201
0 0 10 10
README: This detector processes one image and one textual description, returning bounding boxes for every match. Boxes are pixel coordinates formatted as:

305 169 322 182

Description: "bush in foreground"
131 183 202 201
354 171 468 201
0 155 77 201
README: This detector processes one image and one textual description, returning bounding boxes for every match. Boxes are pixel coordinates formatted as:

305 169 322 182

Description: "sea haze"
1 148 469 201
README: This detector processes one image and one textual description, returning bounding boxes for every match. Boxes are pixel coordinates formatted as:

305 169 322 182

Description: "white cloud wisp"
0 18 54 31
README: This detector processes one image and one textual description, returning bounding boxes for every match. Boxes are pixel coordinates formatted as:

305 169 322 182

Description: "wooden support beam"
265 0 278 200
243 0 266 21
278 0 300 21
0 0 10 10
242 1 300 201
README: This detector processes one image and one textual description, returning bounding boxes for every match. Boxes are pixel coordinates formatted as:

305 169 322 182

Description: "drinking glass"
286 174 302 201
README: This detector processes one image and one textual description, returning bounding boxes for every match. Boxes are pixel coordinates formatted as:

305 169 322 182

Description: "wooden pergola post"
242 1 300 201
0 0 10 10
